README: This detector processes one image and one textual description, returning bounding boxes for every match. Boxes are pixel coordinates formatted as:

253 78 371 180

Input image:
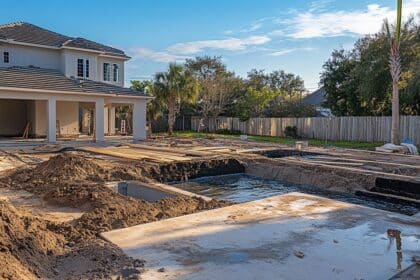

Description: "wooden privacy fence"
191 116 420 145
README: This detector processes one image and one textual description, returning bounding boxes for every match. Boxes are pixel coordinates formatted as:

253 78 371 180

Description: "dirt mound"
5 153 145 186
31 153 107 181
0 199 144 280
73 195 232 239
0 152 233 279
0 200 66 279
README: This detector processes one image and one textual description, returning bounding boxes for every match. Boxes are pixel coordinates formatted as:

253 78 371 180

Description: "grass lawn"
174 131 384 151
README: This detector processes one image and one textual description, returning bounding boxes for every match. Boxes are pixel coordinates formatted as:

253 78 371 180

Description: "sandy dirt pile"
0 153 232 279
0 199 141 280
5 153 144 185
0 200 65 280
73 195 231 240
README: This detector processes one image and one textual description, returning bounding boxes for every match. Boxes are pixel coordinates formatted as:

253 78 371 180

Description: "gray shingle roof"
0 22 128 58
301 87 326 106
0 66 147 97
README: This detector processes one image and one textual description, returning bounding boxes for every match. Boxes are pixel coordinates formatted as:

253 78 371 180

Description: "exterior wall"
0 99 27 136
97 57 124 87
61 49 98 79
0 44 126 87
0 44 61 69
30 100 46 137
56 101 79 136
80 106 93 134
26 100 79 137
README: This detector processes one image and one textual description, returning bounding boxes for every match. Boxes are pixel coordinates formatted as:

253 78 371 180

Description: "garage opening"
0 98 42 139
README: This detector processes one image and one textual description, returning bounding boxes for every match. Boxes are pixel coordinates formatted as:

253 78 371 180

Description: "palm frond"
395 0 402 43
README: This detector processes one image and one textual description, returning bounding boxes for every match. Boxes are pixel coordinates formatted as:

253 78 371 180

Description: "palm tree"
154 63 199 135
384 0 403 144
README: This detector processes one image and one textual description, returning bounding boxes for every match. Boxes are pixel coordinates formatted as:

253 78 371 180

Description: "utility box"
295 141 308 150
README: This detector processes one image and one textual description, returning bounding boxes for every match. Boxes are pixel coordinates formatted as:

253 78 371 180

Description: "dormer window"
3 52 9 63
77 59 89 78
77 59 84 77
113 64 119 82
103 63 111 81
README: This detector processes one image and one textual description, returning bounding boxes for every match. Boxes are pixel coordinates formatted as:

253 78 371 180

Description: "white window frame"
103 63 111 81
77 58 84 77
113 64 119 82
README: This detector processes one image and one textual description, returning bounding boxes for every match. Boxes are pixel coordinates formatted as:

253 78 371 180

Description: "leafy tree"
320 14 419 118
236 87 280 121
321 50 362 116
246 69 270 90
238 69 307 118
264 101 317 118
185 56 242 129
153 63 199 135
131 80 162 121
269 70 305 100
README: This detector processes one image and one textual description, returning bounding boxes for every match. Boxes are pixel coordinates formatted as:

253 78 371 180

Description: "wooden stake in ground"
22 122 31 139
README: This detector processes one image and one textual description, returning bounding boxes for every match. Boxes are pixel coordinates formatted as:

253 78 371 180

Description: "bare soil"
0 153 232 280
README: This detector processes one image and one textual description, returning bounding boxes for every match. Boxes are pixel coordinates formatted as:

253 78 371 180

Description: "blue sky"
2 0 419 91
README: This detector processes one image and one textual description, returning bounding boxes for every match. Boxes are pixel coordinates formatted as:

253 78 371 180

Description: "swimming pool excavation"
0 138 419 279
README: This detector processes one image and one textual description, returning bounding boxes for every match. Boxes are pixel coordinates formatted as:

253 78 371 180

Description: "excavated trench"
156 149 420 216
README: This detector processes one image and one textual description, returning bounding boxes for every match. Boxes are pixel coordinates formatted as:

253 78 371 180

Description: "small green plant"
284 126 298 138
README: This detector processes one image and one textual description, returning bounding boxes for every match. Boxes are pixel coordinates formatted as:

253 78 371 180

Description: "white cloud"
129 47 189 63
289 0 420 39
241 22 263 32
167 35 271 54
268 47 316 56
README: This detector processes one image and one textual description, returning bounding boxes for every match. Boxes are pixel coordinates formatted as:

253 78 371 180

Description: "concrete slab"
102 193 420 280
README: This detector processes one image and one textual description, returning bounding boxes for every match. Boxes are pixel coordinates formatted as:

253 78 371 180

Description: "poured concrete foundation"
102 193 420 280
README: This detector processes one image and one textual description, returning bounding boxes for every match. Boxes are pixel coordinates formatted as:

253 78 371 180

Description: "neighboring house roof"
301 87 326 106
0 22 129 58
0 66 147 97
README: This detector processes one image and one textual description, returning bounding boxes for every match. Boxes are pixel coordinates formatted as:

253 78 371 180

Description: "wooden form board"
125 144 213 157
80 147 192 163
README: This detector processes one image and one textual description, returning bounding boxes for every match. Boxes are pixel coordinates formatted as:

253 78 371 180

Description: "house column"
133 100 146 141
109 105 116 135
95 99 105 142
46 97 56 142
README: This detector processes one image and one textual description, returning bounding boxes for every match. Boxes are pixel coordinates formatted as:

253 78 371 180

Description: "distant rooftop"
0 22 129 58
301 87 326 106
0 66 146 97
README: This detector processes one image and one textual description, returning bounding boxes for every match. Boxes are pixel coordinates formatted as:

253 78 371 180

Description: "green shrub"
284 126 298 138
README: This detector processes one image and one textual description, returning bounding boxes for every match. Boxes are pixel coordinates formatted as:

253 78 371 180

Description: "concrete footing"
102 192 420 280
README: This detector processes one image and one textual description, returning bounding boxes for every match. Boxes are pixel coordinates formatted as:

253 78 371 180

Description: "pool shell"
105 148 419 216
174 173 419 216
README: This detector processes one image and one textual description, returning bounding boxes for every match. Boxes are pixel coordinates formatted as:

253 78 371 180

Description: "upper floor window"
77 59 84 77
85 60 90 78
103 63 111 81
3 52 9 63
113 64 119 82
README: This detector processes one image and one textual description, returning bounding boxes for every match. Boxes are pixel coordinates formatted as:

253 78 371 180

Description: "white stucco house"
0 22 151 142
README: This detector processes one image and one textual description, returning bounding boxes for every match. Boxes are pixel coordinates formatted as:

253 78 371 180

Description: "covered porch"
0 89 149 143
